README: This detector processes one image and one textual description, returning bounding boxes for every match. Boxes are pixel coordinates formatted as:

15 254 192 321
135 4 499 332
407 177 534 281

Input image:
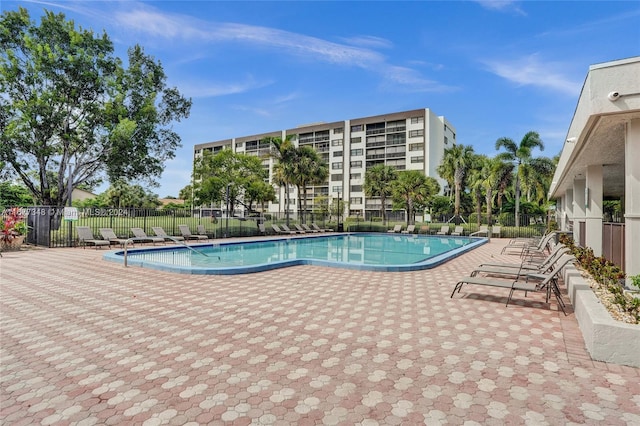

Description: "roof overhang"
549 57 640 200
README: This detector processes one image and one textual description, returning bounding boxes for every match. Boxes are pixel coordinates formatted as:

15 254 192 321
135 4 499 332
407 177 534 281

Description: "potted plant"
1 208 28 250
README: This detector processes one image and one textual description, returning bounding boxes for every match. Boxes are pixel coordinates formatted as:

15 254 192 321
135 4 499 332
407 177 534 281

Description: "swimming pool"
103 233 486 274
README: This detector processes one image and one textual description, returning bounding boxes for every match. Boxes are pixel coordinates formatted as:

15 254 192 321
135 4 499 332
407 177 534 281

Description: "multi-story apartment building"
193 108 455 220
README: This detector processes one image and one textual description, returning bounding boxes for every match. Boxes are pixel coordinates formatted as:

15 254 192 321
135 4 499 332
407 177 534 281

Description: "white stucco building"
549 56 640 277
194 108 455 220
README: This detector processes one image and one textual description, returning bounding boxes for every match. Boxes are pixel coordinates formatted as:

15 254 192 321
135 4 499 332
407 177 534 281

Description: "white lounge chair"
470 225 489 237
387 225 402 233
178 224 208 241
196 224 210 240
76 226 110 249
271 224 296 235
436 226 450 235
451 226 464 236
301 224 320 233
152 226 185 242
450 255 575 315
312 223 333 232
401 225 416 234
131 227 165 245
99 228 131 247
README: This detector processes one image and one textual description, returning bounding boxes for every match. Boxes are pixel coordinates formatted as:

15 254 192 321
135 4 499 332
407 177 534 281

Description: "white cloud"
473 0 526 15
109 2 449 92
381 66 458 93
339 35 394 49
483 54 581 96
178 75 273 99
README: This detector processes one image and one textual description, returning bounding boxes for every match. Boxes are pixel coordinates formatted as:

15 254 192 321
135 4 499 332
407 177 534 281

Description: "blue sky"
5 1 640 198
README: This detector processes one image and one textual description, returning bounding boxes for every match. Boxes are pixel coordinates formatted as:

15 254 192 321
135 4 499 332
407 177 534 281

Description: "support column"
585 165 603 256
625 119 640 277
573 179 586 246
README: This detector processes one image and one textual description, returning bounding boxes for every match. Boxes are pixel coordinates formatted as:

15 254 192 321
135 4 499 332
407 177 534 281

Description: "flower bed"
1 208 28 250
559 234 639 324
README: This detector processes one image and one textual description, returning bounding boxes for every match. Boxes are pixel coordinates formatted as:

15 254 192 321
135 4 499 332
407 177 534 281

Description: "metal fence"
22 207 337 248
18 206 553 248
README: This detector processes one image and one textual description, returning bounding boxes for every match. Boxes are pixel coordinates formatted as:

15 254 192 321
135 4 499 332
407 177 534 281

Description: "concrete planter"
563 265 640 367
0 235 25 251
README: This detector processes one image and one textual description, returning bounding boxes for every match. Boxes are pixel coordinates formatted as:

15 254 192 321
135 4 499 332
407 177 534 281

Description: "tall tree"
291 146 329 223
437 144 475 219
495 131 544 226
193 149 266 215
244 178 276 215
264 135 297 225
0 8 191 206
104 179 160 208
391 171 440 225
467 155 488 228
364 164 398 224
520 156 557 205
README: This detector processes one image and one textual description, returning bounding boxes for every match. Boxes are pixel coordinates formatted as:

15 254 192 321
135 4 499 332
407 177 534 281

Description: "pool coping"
102 233 488 275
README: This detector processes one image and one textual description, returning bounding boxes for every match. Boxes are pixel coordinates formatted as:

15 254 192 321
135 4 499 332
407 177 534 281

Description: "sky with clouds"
5 0 640 197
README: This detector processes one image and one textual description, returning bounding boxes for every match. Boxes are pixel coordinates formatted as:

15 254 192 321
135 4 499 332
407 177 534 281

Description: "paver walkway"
1 239 639 425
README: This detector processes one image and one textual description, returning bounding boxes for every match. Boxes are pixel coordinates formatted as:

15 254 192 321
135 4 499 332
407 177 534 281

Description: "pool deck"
1 238 639 425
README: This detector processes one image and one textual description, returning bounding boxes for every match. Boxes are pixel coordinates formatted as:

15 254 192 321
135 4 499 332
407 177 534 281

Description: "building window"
387 133 406 145
331 139 343 146
350 148 363 156
351 136 362 144
350 173 361 179
333 127 344 134
444 136 449 145
332 186 342 193
410 156 424 164
409 143 424 151
235 142 244 149
332 162 342 170
351 124 363 132
333 151 343 157
409 129 424 137
350 197 362 204
350 185 362 192
411 116 424 124
350 160 362 168
331 174 343 181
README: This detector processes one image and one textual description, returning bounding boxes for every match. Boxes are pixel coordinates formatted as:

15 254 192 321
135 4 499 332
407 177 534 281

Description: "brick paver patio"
1 238 639 425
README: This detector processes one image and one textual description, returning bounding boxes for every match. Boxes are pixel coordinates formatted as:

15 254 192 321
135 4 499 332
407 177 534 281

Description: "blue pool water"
103 233 486 275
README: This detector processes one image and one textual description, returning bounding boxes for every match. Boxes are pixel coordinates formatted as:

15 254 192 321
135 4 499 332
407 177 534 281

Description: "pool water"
104 233 486 274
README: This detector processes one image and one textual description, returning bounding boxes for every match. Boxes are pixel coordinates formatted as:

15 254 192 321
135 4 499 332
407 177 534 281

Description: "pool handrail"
123 236 210 267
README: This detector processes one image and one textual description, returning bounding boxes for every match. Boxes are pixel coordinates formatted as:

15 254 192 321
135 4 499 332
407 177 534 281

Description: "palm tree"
265 135 296 225
291 146 329 223
437 144 475 220
493 159 513 215
495 131 544 226
391 171 440 225
520 155 557 205
467 155 488 229
364 164 398 224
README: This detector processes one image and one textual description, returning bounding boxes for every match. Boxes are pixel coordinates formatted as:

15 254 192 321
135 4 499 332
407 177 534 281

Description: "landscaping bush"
560 234 639 323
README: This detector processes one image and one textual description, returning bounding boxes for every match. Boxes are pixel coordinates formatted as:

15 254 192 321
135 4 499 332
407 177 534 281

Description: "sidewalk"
1 239 638 425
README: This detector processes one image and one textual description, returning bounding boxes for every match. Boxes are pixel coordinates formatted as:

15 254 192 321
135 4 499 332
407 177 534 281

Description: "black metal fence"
16 206 553 248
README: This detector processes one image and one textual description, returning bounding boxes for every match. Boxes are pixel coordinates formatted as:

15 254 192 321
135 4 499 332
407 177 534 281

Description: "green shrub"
559 234 638 323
